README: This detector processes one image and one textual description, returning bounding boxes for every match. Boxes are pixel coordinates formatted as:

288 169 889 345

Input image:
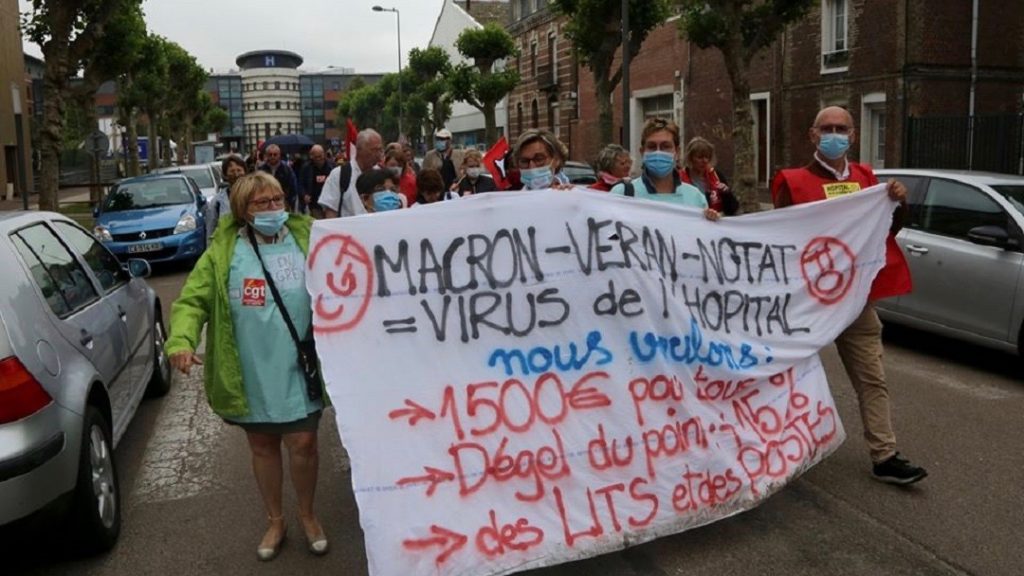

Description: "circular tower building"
237 50 303 150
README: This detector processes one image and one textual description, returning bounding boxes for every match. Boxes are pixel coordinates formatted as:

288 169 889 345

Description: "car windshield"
178 167 215 188
104 179 194 211
992 185 1024 214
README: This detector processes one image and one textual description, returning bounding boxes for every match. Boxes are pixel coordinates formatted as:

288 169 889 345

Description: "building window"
263 101 270 110
276 101 281 110
531 99 538 128
641 93 675 122
517 102 523 134
821 0 849 71
548 34 557 83
262 81 269 90
531 41 538 78
274 81 280 90
861 93 886 168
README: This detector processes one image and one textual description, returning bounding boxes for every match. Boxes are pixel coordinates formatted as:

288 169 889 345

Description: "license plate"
128 242 163 253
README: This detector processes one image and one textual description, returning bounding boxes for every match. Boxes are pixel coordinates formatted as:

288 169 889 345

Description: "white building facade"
237 50 303 144
428 0 509 148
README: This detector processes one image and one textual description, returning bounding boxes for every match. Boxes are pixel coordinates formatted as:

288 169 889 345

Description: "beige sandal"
257 515 287 561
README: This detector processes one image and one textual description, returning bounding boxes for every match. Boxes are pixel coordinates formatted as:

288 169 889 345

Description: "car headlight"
93 225 112 242
173 214 197 234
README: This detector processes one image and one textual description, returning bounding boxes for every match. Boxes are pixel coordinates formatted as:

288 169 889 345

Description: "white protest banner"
307 185 895 576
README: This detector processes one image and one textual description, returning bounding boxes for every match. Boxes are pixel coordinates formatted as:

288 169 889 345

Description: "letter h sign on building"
306 186 896 575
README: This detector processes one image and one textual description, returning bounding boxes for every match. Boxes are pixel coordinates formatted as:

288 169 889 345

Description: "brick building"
571 0 1024 182
505 2 578 153
1 0 33 201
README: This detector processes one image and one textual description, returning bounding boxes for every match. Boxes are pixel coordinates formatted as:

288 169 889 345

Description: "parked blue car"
93 174 207 265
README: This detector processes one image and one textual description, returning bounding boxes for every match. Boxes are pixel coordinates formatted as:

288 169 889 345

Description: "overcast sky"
20 0 444 75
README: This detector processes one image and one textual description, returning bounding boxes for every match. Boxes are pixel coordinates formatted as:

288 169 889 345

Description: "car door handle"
117 305 127 322
79 329 94 350
905 244 929 255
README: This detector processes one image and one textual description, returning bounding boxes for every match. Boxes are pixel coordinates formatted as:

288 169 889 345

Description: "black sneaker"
872 453 928 485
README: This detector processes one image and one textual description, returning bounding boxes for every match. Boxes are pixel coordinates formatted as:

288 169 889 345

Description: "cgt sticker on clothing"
242 278 267 306
229 247 306 306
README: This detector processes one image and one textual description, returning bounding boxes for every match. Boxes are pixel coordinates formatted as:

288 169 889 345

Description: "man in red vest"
771 106 927 485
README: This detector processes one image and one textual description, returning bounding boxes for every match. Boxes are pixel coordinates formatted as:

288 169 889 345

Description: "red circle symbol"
308 234 374 333
800 236 856 305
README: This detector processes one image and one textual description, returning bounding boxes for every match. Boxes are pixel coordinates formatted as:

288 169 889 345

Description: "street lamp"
373 5 403 138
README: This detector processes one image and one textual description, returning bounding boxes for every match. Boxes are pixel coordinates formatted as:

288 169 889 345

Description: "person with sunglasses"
512 129 573 190
771 105 925 486
610 118 720 220
166 172 330 560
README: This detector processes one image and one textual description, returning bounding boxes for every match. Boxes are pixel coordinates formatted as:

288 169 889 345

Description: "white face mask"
466 167 482 179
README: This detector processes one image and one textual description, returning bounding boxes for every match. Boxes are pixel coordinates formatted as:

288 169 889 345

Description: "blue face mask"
434 139 449 152
643 151 676 177
818 133 850 160
520 165 554 190
251 209 287 236
372 190 401 212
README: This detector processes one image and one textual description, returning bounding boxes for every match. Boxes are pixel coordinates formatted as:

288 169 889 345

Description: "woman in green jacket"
166 172 327 561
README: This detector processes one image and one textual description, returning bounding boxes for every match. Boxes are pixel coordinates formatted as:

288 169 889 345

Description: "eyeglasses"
816 124 852 134
249 195 285 209
518 153 551 168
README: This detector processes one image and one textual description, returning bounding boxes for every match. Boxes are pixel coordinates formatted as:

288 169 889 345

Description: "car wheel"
146 314 172 397
69 406 121 554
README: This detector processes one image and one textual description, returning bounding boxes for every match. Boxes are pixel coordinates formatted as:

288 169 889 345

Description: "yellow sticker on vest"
823 182 861 199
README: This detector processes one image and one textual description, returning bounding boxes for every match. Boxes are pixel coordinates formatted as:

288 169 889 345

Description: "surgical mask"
466 167 482 179
372 190 401 212
251 209 287 236
434 139 448 152
818 133 850 160
520 165 553 190
643 151 676 177
387 166 402 178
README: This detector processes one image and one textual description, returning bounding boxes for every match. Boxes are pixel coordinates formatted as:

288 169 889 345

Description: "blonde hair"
684 137 716 168
640 117 680 149
229 172 283 223
462 148 483 166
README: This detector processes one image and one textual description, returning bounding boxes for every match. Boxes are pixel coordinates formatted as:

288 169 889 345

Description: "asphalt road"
3 266 1022 576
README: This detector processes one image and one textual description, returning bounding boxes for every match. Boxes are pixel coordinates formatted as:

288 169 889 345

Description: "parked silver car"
874 169 1024 358
0 212 171 552
151 164 219 200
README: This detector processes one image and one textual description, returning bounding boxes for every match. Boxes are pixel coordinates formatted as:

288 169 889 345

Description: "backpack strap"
335 163 353 213
623 180 635 197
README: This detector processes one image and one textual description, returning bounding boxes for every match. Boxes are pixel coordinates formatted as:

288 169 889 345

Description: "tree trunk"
721 45 759 214
146 113 159 170
594 75 614 147
38 47 71 212
127 110 139 176
76 89 102 203
482 105 497 148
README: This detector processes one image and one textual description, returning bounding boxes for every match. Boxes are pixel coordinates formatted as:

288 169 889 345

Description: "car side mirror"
966 225 1010 248
126 258 152 279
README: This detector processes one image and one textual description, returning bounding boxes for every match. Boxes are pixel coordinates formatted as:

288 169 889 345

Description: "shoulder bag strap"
246 226 305 349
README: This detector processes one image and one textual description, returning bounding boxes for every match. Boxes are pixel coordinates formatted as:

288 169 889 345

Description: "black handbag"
247 227 323 403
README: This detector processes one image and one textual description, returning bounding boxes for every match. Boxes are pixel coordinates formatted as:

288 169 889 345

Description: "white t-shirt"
317 162 366 216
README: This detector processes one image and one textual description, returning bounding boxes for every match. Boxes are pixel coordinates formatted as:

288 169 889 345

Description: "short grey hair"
356 128 382 150
594 144 629 173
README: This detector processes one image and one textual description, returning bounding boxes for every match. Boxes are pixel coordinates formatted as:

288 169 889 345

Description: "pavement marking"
132 363 231 504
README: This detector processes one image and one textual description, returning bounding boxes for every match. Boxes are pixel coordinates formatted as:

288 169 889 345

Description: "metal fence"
905 113 1024 175
57 150 118 187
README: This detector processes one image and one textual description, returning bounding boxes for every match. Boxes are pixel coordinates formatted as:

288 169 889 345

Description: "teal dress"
225 232 323 424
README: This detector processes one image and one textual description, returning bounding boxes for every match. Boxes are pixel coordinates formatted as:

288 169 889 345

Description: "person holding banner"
771 105 927 485
319 128 385 218
166 172 330 560
356 169 404 213
590 143 633 192
513 129 572 189
610 118 720 221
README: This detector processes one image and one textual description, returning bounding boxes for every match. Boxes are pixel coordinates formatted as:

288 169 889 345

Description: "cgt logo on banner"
306 186 895 576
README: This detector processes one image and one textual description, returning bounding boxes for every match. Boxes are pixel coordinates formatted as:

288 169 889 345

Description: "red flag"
483 137 511 190
345 118 358 163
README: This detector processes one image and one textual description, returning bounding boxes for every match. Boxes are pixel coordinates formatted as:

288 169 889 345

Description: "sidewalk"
0 185 98 212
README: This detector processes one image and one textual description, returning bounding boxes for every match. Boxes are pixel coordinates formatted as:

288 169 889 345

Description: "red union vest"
773 163 912 301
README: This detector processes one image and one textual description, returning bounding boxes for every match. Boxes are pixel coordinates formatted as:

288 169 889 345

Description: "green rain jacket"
165 214 321 418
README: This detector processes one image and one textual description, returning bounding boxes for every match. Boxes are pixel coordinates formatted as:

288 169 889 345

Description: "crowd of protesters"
170 106 925 562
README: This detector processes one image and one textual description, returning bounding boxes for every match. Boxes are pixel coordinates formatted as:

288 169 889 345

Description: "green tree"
406 46 453 144
553 0 671 144
337 77 391 139
449 24 520 146
22 0 136 210
162 41 208 165
124 33 170 171
677 0 813 213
